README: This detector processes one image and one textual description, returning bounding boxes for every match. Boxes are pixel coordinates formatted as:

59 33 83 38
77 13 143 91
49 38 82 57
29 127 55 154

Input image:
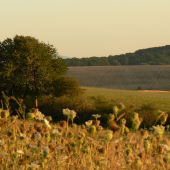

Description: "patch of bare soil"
142 90 170 94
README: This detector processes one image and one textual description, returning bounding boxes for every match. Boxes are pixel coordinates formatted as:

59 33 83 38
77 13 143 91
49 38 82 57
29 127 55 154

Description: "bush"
136 103 158 128
38 94 97 123
138 86 143 90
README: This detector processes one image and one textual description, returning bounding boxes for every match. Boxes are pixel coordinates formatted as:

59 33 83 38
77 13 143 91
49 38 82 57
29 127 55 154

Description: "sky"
1 0 170 58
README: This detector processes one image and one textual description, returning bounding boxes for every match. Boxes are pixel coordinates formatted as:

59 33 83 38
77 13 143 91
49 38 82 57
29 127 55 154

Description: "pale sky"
1 0 170 58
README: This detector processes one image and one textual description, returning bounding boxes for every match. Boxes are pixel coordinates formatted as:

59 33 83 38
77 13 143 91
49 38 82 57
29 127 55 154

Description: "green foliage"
138 86 143 90
38 94 96 123
0 35 68 99
136 103 158 128
49 76 82 97
64 45 170 66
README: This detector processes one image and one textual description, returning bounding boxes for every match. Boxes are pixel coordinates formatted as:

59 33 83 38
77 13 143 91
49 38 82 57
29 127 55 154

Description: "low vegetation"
0 104 170 169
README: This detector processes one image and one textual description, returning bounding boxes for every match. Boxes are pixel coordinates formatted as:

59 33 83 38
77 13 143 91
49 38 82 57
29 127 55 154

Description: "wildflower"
112 137 123 144
120 118 126 126
63 108 76 120
87 125 96 134
26 163 40 169
132 112 141 131
45 116 52 121
17 150 24 154
52 128 60 136
96 126 103 131
85 120 93 127
34 111 44 121
44 118 51 129
152 125 165 140
43 146 49 158
102 130 113 142
92 114 101 120
34 133 41 139
56 145 64 150
26 112 35 120
63 108 70 116
60 154 68 163
71 123 77 129
113 106 119 118
160 144 170 151
29 145 39 151
20 133 26 140
108 114 115 122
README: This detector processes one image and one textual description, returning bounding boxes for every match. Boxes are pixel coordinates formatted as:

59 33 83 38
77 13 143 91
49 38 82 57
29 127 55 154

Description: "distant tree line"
64 45 170 66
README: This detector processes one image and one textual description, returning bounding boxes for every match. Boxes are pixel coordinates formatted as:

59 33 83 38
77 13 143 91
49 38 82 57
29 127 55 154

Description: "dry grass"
67 65 170 90
1 109 170 170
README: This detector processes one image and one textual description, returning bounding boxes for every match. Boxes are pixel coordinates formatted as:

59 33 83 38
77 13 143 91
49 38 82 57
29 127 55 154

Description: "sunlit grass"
82 86 170 112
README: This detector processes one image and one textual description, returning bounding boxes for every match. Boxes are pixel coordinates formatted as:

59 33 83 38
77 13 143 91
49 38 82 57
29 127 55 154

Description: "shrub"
38 94 97 123
138 86 143 90
136 103 158 128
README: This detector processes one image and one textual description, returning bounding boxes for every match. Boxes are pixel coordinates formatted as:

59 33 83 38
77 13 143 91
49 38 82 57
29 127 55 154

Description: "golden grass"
0 113 170 170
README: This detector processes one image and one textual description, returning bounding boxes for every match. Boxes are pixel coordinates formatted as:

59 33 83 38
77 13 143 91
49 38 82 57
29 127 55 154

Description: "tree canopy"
0 35 68 99
64 45 170 66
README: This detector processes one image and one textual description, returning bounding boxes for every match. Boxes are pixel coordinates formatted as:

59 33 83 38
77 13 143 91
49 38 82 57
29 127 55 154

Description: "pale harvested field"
67 65 170 90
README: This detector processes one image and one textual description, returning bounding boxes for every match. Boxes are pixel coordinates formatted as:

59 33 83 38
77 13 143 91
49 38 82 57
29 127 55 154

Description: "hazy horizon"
1 0 170 58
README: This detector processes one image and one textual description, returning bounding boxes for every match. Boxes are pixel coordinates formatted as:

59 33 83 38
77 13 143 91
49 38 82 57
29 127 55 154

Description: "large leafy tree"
0 35 68 100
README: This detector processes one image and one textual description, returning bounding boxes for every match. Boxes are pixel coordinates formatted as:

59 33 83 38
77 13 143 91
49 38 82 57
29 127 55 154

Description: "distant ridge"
64 45 170 66
58 55 71 59
67 65 170 90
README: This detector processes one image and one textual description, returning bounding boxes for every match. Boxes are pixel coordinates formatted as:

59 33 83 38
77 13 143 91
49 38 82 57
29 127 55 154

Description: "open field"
67 65 170 90
82 86 170 112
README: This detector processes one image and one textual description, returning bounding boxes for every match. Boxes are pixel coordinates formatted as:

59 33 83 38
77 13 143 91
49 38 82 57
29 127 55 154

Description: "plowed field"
67 65 170 90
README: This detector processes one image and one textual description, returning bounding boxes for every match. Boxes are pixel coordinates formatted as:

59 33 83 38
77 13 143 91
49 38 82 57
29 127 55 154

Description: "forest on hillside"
64 45 170 66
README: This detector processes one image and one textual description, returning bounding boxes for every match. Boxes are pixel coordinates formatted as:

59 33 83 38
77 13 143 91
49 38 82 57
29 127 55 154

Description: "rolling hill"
67 65 170 90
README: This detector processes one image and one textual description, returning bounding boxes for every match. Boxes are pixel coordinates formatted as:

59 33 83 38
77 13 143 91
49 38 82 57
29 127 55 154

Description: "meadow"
1 86 170 169
83 86 170 112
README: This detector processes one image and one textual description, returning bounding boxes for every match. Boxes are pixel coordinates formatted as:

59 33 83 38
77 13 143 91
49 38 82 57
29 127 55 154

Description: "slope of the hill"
67 65 170 90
